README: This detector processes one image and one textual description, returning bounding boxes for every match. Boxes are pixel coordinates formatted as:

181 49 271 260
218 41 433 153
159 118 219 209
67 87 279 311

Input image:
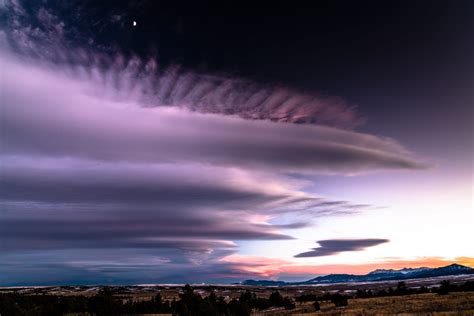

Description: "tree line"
1 281 473 316
0 285 294 316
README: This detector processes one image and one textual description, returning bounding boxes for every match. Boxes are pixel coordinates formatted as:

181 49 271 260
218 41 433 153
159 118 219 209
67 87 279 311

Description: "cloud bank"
0 1 427 284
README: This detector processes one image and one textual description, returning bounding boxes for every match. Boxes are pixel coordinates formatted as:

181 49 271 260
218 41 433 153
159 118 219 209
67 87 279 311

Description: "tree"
89 287 121 315
313 300 321 311
296 293 318 302
396 281 408 295
269 291 284 307
239 290 255 303
438 280 451 295
330 293 348 307
283 297 295 310
228 298 251 316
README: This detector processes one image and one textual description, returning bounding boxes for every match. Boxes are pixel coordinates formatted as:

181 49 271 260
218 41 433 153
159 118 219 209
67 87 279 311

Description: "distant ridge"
241 264 474 286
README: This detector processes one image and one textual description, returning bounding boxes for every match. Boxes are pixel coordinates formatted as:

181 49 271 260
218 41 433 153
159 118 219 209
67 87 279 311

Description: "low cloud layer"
295 239 390 258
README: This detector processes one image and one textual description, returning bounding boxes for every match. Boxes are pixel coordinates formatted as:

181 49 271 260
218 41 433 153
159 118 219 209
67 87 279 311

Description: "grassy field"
276 292 474 316
60 292 474 316
4 285 473 315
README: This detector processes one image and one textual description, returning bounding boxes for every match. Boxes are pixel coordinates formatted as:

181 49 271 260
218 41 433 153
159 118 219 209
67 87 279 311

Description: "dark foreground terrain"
1 275 473 315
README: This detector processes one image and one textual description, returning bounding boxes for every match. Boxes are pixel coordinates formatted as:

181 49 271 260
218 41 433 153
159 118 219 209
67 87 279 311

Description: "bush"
313 300 320 311
438 280 451 295
330 293 348 307
269 291 284 307
296 293 318 302
395 281 408 295
283 297 295 310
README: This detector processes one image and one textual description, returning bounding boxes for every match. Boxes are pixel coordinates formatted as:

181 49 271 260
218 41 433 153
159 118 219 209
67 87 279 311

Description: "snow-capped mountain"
368 267 430 275
241 264 474 286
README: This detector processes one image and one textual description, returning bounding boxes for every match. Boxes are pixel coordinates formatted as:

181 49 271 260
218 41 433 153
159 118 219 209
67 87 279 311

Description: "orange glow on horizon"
220 255 474 279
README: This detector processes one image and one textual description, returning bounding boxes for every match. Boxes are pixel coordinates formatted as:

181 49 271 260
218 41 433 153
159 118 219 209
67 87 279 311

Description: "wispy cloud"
2 1 364 129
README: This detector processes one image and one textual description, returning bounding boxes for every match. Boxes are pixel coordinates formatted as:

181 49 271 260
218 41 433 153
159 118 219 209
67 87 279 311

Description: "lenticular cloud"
1 54 427 174
12 48 365 129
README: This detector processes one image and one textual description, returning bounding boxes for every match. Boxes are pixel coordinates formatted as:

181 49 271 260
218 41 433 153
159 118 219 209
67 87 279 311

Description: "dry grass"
256 292 474 316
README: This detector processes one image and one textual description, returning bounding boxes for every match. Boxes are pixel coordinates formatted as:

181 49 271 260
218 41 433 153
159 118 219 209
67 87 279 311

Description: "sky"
0 0 473 285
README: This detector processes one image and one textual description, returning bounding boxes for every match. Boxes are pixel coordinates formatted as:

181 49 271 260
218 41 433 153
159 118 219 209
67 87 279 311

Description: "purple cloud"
2 2 364 129
0 1 430 285
0 46 425 284
1 55 427 174
295 239 390 258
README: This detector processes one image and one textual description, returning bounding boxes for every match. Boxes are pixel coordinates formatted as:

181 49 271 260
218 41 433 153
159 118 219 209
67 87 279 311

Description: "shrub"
313 300 321 311
330 293 348 307
438 280 451 295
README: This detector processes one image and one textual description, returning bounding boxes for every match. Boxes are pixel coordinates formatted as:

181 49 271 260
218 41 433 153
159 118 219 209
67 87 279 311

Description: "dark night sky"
24 0 473 140
19 1 474 84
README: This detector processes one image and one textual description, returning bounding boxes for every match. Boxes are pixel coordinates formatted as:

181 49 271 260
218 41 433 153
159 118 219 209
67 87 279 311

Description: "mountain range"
241 264 474 286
